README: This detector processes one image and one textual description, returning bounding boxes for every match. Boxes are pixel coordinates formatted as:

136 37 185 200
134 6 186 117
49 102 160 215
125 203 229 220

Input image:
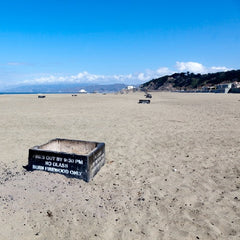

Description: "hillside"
140 69 240 91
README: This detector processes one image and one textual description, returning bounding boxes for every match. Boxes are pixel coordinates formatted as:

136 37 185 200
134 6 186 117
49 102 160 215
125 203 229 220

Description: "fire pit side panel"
27 149 89 181
87 143 105 182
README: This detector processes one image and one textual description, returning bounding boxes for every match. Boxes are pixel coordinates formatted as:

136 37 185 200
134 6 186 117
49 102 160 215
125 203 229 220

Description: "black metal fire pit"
24 138 105 182
138 99 151 104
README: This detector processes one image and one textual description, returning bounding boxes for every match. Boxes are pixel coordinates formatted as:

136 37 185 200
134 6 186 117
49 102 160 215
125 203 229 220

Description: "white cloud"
176 61 232 74
176 61 206 73
23 70 164 85
156 67 173 75
210 66 231 72
21 62 233 85
137 73 146 81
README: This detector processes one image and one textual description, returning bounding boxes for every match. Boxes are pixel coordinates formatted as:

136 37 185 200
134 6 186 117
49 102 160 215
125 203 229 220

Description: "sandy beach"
0 92 239 240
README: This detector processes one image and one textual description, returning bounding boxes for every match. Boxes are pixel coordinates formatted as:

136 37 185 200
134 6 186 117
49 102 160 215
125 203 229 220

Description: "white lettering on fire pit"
53 162 68 168
45 166 69 174
94 151 103 160
63 158 74 163
46 156 55 161
70 170 82 176
56 157 63 162
91 153 105 175
45 161 52 166
32 164 44 170
91 153 105 169
75 159 83 165
35 155 45 160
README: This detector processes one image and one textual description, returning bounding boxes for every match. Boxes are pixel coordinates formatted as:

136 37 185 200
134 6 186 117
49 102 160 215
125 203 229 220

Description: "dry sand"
0 92 239 240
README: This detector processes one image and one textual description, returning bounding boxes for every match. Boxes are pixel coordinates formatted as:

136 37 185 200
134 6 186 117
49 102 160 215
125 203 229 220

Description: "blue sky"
0 0 240 89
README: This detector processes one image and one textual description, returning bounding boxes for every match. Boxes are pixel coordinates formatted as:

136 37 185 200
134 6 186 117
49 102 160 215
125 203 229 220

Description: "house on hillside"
201 86 216 92
229 81 240 93
127 85 134 90
214 83 232 93
126 85 137 92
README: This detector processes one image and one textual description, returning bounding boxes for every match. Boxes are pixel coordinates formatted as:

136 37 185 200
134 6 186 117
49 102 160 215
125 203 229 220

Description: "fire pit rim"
30 138 104 156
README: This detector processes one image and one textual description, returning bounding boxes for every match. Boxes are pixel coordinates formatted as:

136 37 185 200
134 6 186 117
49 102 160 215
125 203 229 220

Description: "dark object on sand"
47 210 53 217
72 94 77 96
145 93 152 98
23 138 105 182
138 99 150 104
38 95 46 98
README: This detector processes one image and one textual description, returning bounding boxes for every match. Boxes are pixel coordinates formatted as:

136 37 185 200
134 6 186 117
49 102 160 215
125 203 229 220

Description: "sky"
0 0 240 89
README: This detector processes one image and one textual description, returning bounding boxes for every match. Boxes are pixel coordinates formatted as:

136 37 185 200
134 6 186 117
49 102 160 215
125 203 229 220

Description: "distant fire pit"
24 138 105 182
138 99 150 104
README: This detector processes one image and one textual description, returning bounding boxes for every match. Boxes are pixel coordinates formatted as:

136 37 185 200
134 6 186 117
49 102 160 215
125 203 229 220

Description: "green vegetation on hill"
140 70 240 91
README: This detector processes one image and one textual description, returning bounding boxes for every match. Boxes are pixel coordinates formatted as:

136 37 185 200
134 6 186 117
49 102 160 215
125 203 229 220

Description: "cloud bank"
176 61 231 74
22 61 232 85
